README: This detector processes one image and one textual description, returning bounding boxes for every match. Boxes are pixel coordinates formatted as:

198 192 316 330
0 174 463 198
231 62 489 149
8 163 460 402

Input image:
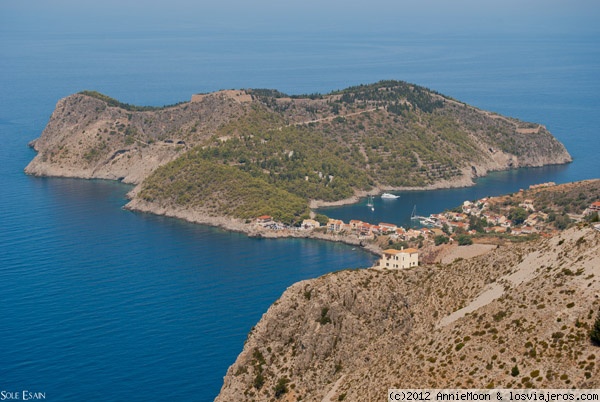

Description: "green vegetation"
252 348 266 390
508 207 529 225
274 377 289 398
531 181 600 215
139 155 309 224
318 307 332 325
591 309 600 346
115 81 570 222
79 90 185 111
457 234 473 246
199 106 372 201
314 214 330 226
333 80 445 113
434 235 450 246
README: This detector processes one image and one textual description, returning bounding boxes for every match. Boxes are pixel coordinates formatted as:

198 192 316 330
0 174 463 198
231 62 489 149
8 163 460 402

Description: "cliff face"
25 82 572 223
25 91 251 184
217 226 600 401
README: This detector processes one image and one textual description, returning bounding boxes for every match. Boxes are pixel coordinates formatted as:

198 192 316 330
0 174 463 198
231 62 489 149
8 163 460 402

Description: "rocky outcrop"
25 91 251 184
217 226 600 401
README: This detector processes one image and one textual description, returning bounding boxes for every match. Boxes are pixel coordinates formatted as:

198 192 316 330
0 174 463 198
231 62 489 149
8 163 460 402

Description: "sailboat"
411 205 440 227
410 205 419 220
367 195 375 211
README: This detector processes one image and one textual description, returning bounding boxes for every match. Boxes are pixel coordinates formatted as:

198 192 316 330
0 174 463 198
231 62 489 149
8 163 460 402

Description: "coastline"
124 198 384 256
309 170 477 209
123 168 484 256
28 157 576 257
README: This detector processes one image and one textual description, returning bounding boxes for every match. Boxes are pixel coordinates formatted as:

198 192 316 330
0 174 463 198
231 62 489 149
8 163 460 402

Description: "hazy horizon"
2 0 599 36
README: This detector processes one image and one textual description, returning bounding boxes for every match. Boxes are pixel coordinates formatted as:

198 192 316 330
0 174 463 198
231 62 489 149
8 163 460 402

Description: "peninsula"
25 81 572 233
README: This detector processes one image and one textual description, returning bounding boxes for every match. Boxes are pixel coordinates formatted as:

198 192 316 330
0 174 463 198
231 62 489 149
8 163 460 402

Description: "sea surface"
1 20 599 401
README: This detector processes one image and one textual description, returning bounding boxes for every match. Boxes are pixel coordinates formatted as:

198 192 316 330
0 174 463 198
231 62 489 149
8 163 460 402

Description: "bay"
1 14 599 401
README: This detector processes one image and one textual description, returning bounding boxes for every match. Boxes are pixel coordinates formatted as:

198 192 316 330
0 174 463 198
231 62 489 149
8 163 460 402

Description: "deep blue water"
1 15 599 402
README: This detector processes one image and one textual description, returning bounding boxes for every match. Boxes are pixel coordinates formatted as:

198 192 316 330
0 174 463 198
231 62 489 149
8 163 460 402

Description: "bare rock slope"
25 90 251 184
217 226 600 401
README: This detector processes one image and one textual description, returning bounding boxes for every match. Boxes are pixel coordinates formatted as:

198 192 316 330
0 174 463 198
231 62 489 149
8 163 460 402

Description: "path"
321 375 346 402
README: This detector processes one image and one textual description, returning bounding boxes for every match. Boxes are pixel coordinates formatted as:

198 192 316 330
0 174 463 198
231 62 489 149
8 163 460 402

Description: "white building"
377 248 419 269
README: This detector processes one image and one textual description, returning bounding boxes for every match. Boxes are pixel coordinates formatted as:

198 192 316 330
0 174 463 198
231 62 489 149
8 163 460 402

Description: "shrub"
591 309 600 346
253 372 265 390
274 377 289 398
435 235 450 246
457 234 473 246
318 307 332 325
511 365 520 377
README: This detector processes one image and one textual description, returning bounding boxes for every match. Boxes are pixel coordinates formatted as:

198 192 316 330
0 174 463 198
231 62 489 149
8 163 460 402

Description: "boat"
410 205 421 221
381 193 400 199
421 217 438 227
411 205 442 228
367 195 375 211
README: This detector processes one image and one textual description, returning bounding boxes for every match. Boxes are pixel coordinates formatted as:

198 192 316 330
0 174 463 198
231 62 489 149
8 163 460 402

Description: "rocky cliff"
217 225 600 401
25 90 251 184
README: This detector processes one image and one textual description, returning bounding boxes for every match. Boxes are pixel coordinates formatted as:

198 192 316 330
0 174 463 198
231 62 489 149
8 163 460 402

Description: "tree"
585 212 599 223
274 377 289 398
591 309 600 346
314 213 330 226
508 207 528 225
469 215 485 233
457 234 473 246
442 223 451 235
434 235 449 246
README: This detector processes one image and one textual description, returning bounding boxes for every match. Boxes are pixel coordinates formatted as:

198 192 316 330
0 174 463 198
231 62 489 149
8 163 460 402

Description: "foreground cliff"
217 225 600 401
26 81 571 225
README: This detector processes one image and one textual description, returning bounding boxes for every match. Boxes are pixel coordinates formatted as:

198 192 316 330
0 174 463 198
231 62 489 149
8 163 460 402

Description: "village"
252 182 600 269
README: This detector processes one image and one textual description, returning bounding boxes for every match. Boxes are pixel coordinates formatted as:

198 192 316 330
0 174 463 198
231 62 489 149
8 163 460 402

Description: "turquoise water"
1 12 599 402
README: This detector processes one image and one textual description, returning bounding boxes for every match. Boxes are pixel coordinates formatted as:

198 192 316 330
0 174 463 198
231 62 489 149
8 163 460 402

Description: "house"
327 219 344 232
448 221 469 232
256 215 273 226
349 220 364 230
342 223 353 232
359 222 373 234
404 229 421 240
524 213 545 227
589 201 600 212
377 248 419 269
378 222 398 233
358 231 375 240
301 219 320 230
486 226 507 234
520 199 536 212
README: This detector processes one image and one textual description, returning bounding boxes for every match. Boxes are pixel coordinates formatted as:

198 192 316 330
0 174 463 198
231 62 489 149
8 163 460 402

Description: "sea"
1 14 599 402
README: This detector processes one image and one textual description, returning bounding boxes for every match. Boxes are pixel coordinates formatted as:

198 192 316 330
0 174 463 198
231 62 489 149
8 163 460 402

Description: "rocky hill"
216 225 600 401
26 81 572 224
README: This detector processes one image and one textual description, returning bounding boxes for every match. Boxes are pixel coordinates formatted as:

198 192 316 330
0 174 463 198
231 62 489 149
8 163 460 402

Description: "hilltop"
25 81 572 227
216 224 600 401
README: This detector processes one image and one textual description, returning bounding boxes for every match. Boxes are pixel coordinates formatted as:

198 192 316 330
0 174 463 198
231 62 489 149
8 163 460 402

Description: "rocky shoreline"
125 197 384 256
